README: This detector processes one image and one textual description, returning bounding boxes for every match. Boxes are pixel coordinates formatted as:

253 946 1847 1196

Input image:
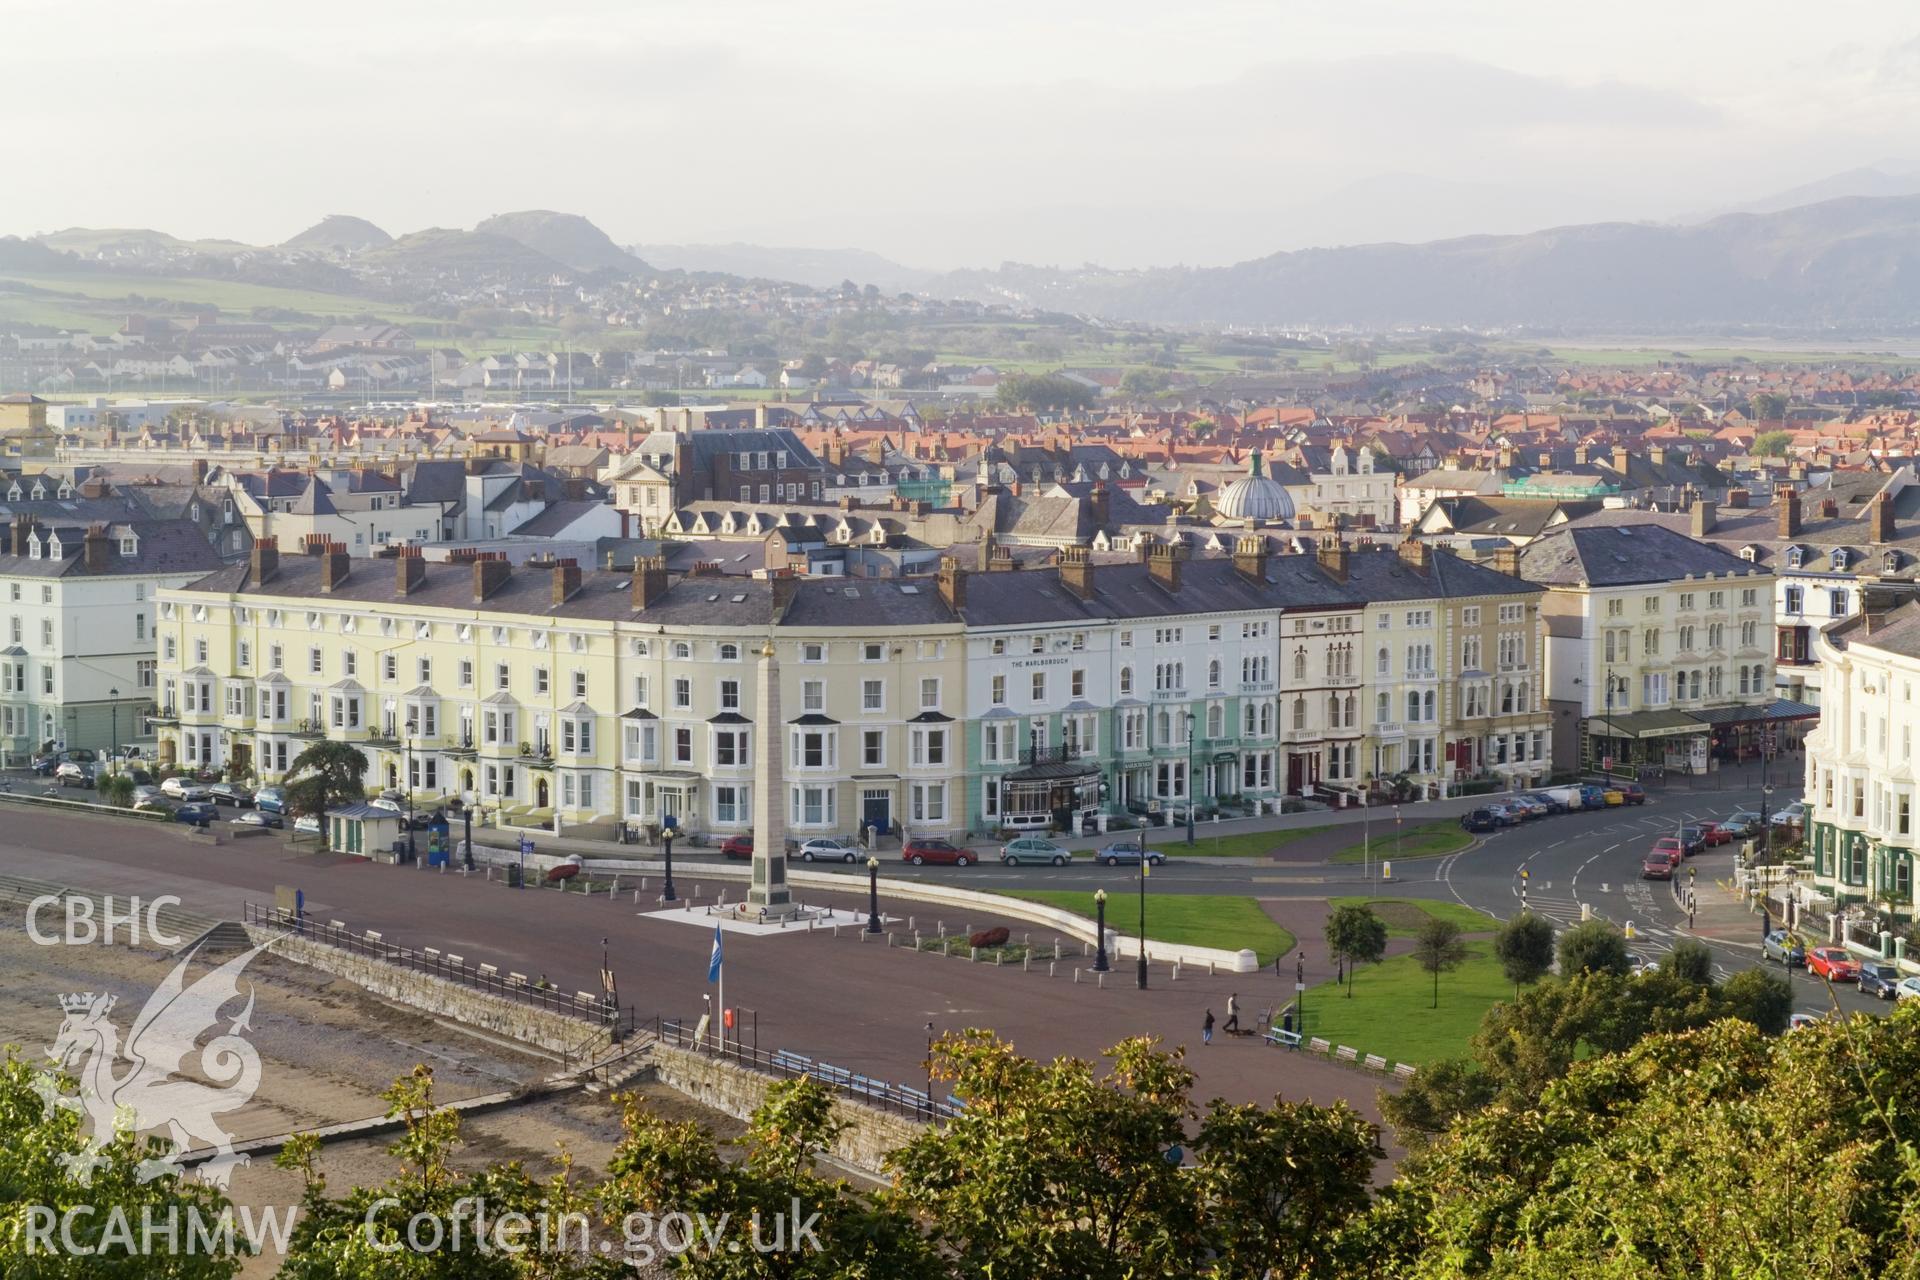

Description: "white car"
1777 800 1807 825
293 814 322 837
1895 976 1920 1003
795 836 861 863
130 786 168 810
160 776 211 802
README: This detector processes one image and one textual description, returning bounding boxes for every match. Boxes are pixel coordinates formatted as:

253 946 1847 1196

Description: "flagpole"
718 959 725 1053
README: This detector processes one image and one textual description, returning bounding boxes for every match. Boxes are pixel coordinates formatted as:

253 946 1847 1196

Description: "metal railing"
243 902 633 1035
658 1017 959 1123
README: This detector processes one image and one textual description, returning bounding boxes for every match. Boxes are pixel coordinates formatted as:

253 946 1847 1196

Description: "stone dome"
1213 452 1294 523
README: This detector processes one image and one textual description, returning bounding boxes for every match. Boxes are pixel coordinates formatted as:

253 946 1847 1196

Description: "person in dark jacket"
1202 1009 1215 1045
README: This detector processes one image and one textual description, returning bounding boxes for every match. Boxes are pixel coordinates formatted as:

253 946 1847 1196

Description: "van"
1540 784 1586 811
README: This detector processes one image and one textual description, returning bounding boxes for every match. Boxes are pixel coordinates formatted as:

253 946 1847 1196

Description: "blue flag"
707 925 723 983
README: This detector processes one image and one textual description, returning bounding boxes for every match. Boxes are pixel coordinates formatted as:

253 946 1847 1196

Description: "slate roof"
1517 523 1766 588
0 519 223 579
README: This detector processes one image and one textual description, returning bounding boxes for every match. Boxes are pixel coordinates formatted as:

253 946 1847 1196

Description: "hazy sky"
4 0 1918 268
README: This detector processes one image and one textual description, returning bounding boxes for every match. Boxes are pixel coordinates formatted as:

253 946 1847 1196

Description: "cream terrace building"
1801 594 1920 919
153 539 966 838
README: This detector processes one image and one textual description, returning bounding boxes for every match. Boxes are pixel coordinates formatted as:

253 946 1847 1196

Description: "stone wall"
647 1042 923 1176
243 924 612 1060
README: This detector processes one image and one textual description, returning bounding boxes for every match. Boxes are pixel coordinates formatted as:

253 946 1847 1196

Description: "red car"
1807 947 1860 982
903 838 973 867
1640 854 1674 880
1616 781 1648 805
1648 837 1685 868
1699 822 1735 847
721 835 753 860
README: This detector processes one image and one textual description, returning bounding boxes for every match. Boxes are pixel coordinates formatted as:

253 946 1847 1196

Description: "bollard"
1023 932 1030 947
1023 955 1029 971
633 890 640 905
909 915 916 931
1208 960 1215 976
1049 961 1056 978
1053 940 1061 961
486 867 493 881
1098 972 1106 988
1581 902 1593 921
1074 967 1081 984
1083 940 1092 957
969 947 978 962
611 877 619 895
1172 961 1180 981
994 950 1002 966
887 932 894 947
914 930 921 948
641 876 648 890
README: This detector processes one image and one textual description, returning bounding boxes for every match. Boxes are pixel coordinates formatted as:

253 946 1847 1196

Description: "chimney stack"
1726 487 1750 509
551 556 582 605
1690 499 1717 538
632 554 669 610
1820 496 1838 520
1493 544 1522 578
770 570 800 615
1059 545 1095 599
937 555 968 612
1778 486 1802 538
1872 491 1897 544
83 523 109 573
250 536 279 584
1397 537 1430 573
1148 542 1182 592
321 540 351 592
395 544 426 595
1611 445 1630 473
1315 536 1348 583
472 551 510 602
1089 481 1111 529
1232 534 1269 582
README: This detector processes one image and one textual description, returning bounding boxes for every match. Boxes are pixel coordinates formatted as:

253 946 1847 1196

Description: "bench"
1309 1037 1331 1055
1264 1028 1303 1050
1334 1045 1359 1062
1393 1062 1418 1079
771 1051 812 1073
1363 1054 1388 1072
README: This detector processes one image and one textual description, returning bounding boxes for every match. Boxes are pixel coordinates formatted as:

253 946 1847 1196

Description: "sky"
4 0 1919 269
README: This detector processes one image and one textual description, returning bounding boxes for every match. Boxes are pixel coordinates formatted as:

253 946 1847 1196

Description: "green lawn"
1325 896 1495 938
1155 825 1330 858
1327 819 1473 864
1296 942 1510 1065
1003 891 1294 964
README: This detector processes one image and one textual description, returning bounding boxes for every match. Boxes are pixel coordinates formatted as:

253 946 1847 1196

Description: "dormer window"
119 535 136 556
27 536 40 561
1786 546 1804 569
1830 548 1850 570
1740 546 1757 562
1886 550 1902 573
55 484 71 499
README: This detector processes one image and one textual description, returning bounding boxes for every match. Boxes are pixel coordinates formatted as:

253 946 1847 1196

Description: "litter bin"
506 863 523 888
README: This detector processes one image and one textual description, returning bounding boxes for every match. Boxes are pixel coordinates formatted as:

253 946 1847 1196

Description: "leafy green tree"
1718 966 1793 1035
993 372 1098 412
1664 939 1714 985
1411 918 1468 1010
1491 912 1555 995
284 741 368 843
1325 904 1389 997
1751 429 1794 456
0 1052 244 1277
1556 919 1630 977
1119 368 1170 396
1748 391 1788 421
97 772 135 808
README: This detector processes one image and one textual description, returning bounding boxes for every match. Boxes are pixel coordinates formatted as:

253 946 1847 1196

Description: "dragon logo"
40 939 271 1189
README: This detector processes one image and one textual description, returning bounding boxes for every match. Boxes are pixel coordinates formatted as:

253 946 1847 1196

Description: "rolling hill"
476 210 639 274
282 215 393 254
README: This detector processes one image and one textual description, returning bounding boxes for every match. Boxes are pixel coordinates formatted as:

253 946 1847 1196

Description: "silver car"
795 836 861 863
1000 837 1072 867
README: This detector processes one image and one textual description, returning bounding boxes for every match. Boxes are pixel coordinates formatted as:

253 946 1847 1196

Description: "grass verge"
1155 825 1330 858
1326 819 1473 864
1296 941 1508 1065
1324 896 1495 938
1002 890 1295 964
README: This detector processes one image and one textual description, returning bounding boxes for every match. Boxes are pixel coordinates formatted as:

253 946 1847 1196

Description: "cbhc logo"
26 895 185 947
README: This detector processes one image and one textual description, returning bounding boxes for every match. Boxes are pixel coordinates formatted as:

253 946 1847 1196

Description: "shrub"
969 926 1011 948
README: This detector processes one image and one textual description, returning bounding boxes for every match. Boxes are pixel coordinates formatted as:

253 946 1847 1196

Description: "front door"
1287 753 1305 795
536 777 550 808
863 789 891 834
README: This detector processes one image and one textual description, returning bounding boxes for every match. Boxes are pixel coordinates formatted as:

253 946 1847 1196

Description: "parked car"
55 762 94 787
1807 946 1860 982
1000 837 1072 866
1482 803 1519 827
1095 842 1166 867
1506 796 1548 820
1523 791 1569 815
232 809 284 830
1461 809 1502 833
1640 854 1675 880
720 835 754 860
1762 930 1806 967
209 782 254 807
1896 976 1920 1003
30 751 61 776
293 814 321 837
1627 953 1660 975
1787 1011 1824 1033
1860 962 1903 999
903 838 972 867
1601 788 1626 806
172 802 218 827
1724 810 1763 835
1648 837 1686 868
1615 781 1648 805
1778 800 1807 825
1698 822 1736 846
160 776 211 802
130 785 167 810
1675 826 1707 856
255 785 287 814
795 836 861 863
1577 784 1610 808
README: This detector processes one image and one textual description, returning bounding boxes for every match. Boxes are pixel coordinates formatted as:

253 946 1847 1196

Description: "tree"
1491 912 1556 995
285 741 368 847
97 772 135 808
1665 939 1714 985
1119 368 1170 397
1556 919 1630 977
1719 967 1793 1035
1411 918 1468 1009
993 372 1098 413
1324 904 1389 997
1748 391 1788 421
1751 429 1794 456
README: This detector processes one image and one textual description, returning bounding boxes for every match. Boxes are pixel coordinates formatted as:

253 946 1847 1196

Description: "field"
1324 896 1494 937
1326 819 1474 865
1002 890 1295 964
1297 941 1509 1065
1158 825 1330 858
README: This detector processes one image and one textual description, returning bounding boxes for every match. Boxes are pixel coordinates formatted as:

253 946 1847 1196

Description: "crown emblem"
59 993 104 1014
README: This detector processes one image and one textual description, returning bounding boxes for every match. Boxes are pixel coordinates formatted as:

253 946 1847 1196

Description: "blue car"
254 786 286 815
1859 962 1901 999
172 802 218 827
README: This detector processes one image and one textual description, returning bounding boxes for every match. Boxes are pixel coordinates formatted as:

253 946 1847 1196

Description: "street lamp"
1185 710 1197 845
403 736 416 859
866 856 882 934
1137 833 1150 990
108 688 118 767
1092 889 1110 971
662 822 678 903
925 1020 935 1118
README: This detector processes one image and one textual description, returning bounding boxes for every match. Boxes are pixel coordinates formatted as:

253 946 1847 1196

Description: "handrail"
657 1017 956 1123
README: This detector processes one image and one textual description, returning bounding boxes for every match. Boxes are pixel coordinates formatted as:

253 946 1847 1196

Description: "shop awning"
1689 698 1820 727
1588 709 1704 740
1004 758 1101 782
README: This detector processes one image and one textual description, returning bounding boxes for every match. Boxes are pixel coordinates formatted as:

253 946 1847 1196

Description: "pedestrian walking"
1202 1009 1215 1045
1224 992 1240 1034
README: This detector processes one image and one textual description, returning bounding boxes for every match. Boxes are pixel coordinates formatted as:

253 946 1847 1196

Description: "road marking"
1599 883 1610 894
1603 843 1621 853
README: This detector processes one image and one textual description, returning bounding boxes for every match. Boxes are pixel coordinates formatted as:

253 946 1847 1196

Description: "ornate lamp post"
866 856 883 933
1137 834 1150 990
1185 709 1197 845
662 821 678 903
1092 889 1110 971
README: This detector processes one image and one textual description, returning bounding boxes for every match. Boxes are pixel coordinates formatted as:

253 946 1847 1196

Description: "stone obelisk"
749 637 797 919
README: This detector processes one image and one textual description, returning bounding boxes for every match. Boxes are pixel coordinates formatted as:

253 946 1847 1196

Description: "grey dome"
1214 452 1293 523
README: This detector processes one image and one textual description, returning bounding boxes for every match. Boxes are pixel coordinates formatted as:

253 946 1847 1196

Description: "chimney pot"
321 541 351 592
631 555 669 610
1777 485 1803 538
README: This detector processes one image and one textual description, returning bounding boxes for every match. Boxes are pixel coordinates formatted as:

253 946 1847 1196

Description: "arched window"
1376 692 1390 724
1294 648 1307 680
1377 646 1389 675
1328 695 1340 727
1207 703 1224 738
1424 689 1436 721
1208 659 1221 689
1407 691 1420 721
1119 666 1133 695
1517 680 1530 710
1292 698 1306 730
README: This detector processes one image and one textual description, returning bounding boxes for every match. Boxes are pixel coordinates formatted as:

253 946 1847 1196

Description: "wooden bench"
1309 1037 1331 1055
1393 1062 1418 1079
1334 1045 1359 1063
1264 1028 1304 1050
1363 1054 1388 1072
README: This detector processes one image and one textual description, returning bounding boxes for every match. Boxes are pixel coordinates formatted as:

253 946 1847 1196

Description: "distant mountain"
931 194 1920 330
1707 166 1920 219
475 211 638 273
631 241 934 292
282 214 392 254
29 227 252 260
364 228 569 276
